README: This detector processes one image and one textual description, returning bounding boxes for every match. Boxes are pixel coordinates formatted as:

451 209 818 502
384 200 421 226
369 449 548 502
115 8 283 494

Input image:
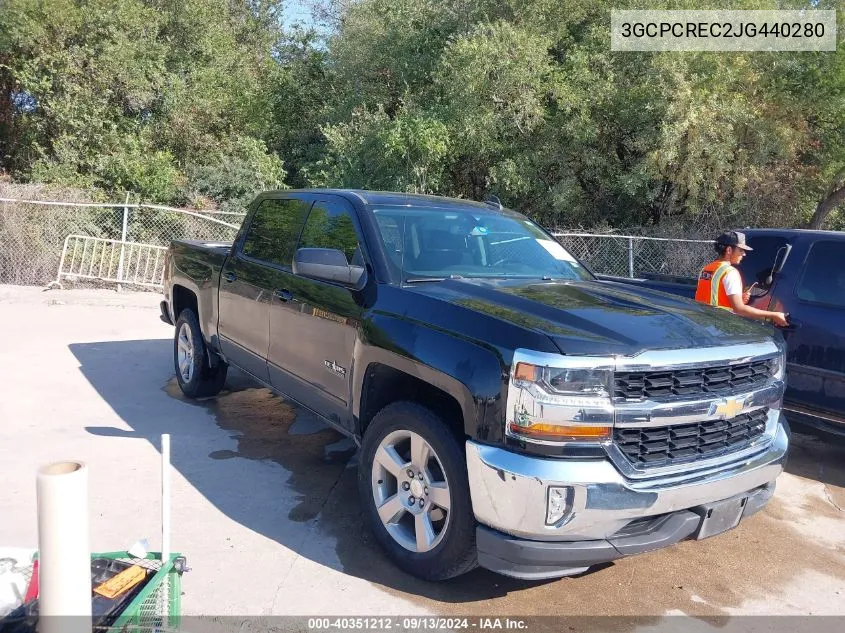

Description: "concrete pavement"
0 285 843 619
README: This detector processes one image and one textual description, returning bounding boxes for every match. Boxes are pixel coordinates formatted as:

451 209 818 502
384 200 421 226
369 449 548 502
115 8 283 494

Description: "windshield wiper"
405 275 463 283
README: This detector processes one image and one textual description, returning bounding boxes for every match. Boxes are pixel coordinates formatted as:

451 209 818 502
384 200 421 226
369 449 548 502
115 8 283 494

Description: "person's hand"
771 312 789 328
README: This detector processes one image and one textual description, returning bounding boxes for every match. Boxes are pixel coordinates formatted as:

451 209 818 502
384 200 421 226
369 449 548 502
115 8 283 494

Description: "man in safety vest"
695 230 789 327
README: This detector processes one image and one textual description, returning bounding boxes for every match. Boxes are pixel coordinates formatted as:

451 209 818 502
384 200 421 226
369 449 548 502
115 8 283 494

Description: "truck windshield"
371 207 593 282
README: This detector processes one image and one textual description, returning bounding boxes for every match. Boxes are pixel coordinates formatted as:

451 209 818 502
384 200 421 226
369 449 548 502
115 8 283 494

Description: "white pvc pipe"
36 461 92 633
161 434 171 562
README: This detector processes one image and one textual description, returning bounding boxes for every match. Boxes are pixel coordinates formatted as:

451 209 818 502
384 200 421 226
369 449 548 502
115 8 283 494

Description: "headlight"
515 363 612 397
507 356 614 444
770 354 785 381
770 339 787 381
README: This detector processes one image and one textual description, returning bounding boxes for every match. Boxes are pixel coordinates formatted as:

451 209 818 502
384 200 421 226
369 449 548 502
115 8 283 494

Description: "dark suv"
740 229 845 437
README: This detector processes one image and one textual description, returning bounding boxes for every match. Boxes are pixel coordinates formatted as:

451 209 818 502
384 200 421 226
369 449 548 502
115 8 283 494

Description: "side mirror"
765 244 792 286
293 247 366 288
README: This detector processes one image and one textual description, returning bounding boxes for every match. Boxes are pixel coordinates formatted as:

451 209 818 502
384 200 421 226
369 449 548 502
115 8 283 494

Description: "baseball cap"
716 230 753 251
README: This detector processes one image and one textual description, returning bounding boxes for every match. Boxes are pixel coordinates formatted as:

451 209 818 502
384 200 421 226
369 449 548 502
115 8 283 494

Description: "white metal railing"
50 235 168 290
1 194 241 286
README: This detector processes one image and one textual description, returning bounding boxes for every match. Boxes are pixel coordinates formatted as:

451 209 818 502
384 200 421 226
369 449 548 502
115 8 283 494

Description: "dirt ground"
1 285 843 624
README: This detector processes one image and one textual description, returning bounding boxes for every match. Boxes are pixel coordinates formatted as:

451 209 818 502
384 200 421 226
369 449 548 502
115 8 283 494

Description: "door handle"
274 289 293 302
783 316 802 330
223 271 237 283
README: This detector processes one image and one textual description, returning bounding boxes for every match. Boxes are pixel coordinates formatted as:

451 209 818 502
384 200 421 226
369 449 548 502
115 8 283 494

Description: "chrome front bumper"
466 413 789 542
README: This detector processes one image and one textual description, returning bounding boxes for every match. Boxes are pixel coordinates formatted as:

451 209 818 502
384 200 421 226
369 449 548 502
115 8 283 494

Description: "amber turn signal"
514 362 540 381
512 422 611 442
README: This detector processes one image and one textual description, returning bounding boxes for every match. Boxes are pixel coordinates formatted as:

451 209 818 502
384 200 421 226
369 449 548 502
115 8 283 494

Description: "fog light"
546 486 574 526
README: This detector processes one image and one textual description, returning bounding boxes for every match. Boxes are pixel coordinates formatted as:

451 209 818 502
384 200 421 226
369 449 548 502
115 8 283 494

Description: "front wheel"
358 401 477 581
174 308 227 398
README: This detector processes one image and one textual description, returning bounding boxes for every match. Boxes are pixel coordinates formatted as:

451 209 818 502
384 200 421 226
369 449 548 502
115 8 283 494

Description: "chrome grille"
614 359 776 401
614 408 769 468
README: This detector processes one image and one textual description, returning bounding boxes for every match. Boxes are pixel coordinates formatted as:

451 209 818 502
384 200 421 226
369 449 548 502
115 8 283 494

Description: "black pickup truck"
612 229 845 439
160 189 789 581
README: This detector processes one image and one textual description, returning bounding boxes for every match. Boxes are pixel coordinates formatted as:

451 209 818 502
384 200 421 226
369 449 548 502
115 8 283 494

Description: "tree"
295 0 844 233
809 170 845 229
4 0 844 233
0 0 285 207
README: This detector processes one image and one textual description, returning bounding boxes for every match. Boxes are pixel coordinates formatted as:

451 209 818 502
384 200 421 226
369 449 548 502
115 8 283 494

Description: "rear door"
776 239 845 419
266 196 366 431
217 197 312 381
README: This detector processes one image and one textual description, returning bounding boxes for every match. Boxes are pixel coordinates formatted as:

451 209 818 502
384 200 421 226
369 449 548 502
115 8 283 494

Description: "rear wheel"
174 308 227 398
358 401 477 580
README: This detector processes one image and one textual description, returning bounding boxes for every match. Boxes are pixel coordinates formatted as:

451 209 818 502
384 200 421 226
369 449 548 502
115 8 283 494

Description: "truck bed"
172 239 233 261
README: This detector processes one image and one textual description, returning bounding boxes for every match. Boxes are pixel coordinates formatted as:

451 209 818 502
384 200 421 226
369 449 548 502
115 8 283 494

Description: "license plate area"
695 497 746 540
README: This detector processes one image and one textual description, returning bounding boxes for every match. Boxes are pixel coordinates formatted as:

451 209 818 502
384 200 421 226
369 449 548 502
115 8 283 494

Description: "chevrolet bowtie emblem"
712 397 747 419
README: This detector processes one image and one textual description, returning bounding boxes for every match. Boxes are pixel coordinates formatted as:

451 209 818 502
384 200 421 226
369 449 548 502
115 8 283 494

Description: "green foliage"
435 20 551 154
266 28 332 188
0 0 283 209
186 137 286 213
2 0 844 230
310 104 451 193
96 135 181 202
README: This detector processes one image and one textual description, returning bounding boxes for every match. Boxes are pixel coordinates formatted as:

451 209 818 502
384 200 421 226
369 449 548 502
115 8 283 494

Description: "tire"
174 308 228 398
358 401 478 581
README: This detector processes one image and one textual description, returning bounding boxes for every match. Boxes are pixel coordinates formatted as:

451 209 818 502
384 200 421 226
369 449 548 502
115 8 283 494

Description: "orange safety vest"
695 260 736 310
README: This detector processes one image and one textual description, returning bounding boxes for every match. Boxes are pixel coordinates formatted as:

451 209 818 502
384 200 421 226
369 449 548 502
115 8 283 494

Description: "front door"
777 239 845 419
218 197 312 382
267 197 366 431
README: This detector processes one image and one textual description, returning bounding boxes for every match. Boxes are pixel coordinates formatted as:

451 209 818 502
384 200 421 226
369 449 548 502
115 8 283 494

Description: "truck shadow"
70 339 557 604
784 429 845 492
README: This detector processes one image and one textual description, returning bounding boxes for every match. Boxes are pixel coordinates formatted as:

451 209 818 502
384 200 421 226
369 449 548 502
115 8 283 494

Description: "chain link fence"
1 187 716 289
552 232 713 279
0 191 243 288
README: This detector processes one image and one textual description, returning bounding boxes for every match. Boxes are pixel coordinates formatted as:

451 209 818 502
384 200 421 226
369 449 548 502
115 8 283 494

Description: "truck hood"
406 278 773 356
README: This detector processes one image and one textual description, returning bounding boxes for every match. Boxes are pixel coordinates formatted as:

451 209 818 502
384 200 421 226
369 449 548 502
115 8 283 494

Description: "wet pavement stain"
798 489 843 521
164 372 845 616
209 449 238 460
785 431 845 511
164 373 356 522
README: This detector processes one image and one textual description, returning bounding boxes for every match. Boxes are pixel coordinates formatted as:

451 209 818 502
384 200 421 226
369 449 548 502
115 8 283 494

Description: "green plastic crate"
93 551 184 632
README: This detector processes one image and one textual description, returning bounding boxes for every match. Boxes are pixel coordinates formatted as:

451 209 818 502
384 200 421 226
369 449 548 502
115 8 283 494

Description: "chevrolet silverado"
159 189 790 581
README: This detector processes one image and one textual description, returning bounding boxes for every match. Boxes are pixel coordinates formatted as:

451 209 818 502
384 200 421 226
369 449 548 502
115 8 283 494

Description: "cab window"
241 198 312 268
297 200 363 266
796 241 845 308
